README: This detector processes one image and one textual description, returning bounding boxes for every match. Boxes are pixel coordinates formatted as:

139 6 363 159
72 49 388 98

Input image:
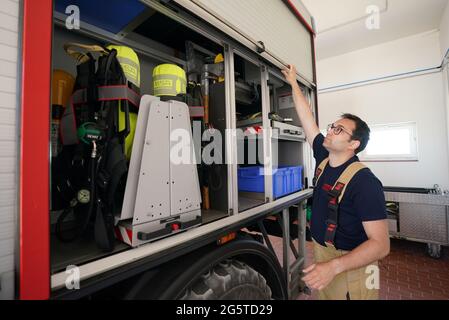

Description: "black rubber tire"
179 259 272 300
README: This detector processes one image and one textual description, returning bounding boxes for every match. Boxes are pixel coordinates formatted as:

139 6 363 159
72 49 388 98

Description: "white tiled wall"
0 0 19 300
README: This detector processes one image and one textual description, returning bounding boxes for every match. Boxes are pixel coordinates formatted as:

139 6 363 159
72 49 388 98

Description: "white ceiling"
301 0 449 60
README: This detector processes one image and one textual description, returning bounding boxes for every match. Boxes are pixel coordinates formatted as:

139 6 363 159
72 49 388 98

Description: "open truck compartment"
44 0 317 297
50 5 229 272
7 0 449 301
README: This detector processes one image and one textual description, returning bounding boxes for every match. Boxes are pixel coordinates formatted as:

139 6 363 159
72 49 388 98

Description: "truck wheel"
180 259 272 300
427 243 442 259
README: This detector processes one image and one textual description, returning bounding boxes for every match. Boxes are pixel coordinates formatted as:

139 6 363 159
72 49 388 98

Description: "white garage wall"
440 1 449 174
441 1 449 56
0 0 19 300
316 30 449 190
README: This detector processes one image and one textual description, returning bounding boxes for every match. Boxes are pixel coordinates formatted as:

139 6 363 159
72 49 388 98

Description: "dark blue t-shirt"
311 134 386 251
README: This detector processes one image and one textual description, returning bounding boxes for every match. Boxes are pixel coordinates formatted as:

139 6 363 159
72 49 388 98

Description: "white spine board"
169 100 202 216
120 95 160 221
133 99 171 224
124 96 201 227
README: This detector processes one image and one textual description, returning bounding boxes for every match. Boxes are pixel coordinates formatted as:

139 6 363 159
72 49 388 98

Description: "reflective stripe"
106 45 140 88
61 86 141 146
116 56 140 88
153 74 187 96
98 86 141 107
71 86 141 108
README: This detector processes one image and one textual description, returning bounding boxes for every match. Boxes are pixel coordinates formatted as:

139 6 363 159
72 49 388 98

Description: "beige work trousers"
313 240 379 300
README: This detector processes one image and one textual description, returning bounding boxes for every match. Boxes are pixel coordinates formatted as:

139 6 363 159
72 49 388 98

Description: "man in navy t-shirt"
282 65 389 300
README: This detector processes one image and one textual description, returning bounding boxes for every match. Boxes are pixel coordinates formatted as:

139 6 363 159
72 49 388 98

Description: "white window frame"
359 122 419 162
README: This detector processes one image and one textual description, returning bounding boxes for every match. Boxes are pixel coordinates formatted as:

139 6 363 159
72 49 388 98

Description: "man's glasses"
327 123 353 138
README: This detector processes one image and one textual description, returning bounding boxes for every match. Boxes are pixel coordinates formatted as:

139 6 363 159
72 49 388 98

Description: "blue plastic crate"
238 167 265 193
238 166 303 198
286 166 302 194
293 167 303 192
272 168 287 198
273 167 290 198
276 166 302 196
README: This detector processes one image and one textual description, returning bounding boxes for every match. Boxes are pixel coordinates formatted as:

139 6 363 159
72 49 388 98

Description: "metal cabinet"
399 203 448 244
385 191 449 258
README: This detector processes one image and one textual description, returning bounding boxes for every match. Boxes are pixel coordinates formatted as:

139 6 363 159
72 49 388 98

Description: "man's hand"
280 63 320 147
281 64 297 85
302 260 340 291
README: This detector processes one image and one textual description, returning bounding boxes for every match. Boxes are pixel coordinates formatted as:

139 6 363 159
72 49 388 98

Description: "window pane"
366 128 411 155
360 122 417 161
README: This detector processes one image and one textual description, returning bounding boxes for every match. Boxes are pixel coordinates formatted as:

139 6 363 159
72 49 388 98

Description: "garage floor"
291 238 449 300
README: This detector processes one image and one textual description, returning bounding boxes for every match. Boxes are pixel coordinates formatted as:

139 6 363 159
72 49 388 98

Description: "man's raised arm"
281 64 320 147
